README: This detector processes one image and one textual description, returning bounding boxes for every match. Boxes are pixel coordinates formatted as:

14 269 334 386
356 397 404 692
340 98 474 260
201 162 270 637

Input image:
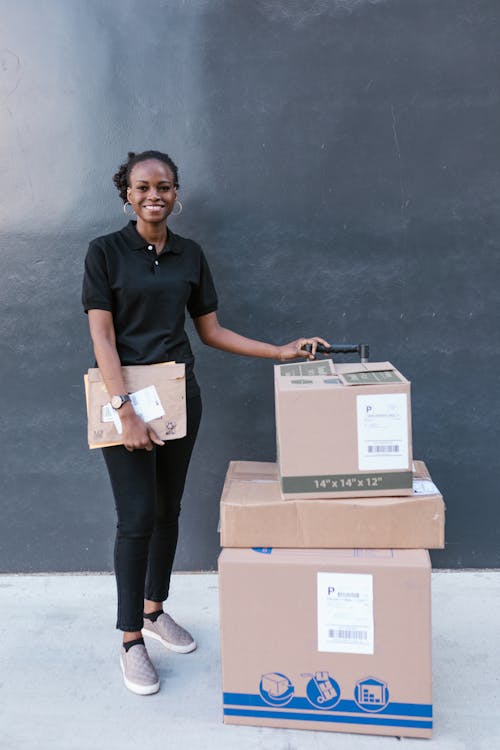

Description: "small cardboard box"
275 359 413 498
219 460 444 549
219 547 432 738
85 362 186 448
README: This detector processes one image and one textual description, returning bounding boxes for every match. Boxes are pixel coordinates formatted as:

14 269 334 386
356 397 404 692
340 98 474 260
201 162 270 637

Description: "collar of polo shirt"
122 221 183 254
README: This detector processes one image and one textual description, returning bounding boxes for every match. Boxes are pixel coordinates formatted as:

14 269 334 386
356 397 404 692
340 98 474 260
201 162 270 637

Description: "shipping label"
101 402 123 434
129 385 165 423
413 479 440 496
356 393 409 470
317 572 374 655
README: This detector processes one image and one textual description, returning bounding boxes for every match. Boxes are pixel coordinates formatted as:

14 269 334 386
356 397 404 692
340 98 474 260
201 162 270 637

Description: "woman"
82 150 328 695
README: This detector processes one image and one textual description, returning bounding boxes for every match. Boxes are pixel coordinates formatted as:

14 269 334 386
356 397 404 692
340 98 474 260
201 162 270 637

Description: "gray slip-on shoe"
120 643 160 695
143 612 196 653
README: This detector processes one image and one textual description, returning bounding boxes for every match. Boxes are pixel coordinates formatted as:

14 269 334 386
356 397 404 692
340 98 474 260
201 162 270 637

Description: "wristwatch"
111 394 131 410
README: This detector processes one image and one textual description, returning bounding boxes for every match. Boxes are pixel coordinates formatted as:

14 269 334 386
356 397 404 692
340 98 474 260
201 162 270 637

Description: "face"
127 159 177 225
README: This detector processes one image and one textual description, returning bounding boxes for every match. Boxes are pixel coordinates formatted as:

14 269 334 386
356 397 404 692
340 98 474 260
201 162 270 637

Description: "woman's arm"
194 312 329 361
87 309 164 451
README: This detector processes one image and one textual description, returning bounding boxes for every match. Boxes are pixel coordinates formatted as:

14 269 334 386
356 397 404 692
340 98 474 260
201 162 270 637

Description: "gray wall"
1 0 499 572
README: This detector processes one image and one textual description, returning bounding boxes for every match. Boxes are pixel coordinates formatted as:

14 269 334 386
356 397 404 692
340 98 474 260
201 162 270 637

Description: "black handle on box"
303 343 370 362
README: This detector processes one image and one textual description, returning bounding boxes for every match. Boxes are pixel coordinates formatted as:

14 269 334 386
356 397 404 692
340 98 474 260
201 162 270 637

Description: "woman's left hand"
277 336 331 361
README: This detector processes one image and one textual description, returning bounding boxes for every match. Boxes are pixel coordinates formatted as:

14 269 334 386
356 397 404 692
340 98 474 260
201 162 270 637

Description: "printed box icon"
262 673 289 697
360 683 384 704
355 677 390 711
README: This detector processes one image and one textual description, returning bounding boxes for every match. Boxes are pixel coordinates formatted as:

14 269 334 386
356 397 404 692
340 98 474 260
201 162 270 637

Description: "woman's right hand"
120 409 165 452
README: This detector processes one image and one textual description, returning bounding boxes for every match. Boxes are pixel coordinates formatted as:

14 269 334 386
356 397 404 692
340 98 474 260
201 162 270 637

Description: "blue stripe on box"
223 706 432 730
223 693 432 721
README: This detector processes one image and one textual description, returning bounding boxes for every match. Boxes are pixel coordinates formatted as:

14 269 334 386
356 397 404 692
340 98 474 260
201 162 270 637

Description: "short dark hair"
113 150 179 203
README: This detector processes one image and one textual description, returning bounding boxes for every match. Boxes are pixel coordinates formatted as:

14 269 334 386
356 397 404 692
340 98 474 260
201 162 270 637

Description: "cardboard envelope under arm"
84 362 186 449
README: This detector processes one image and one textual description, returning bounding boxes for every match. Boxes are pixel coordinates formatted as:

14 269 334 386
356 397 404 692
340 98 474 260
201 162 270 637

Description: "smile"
144 205 165 211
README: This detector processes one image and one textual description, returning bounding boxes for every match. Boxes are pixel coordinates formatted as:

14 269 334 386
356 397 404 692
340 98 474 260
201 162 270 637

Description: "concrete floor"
0 570 498 750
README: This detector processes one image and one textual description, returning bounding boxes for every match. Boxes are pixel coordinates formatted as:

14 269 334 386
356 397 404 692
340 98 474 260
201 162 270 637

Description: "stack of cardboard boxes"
218 359 445 739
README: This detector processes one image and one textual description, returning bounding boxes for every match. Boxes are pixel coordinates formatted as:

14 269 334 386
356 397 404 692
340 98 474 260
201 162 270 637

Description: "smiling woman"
81 149 328 696
116 151 180 247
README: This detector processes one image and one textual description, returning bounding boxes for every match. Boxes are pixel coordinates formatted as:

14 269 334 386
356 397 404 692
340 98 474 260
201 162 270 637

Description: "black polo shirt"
82 221 218 398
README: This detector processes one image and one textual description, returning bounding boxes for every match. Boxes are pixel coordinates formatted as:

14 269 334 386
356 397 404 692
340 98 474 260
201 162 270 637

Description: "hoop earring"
123 201 135 216
171 200 183 217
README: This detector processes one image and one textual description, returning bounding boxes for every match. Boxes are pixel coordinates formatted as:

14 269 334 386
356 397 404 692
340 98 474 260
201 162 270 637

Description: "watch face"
111 395 123 409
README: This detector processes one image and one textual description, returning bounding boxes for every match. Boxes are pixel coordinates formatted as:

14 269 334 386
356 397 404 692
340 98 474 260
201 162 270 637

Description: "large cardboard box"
85 362 186 448
219 547 432 738
275 359 413 498
220 460 444 549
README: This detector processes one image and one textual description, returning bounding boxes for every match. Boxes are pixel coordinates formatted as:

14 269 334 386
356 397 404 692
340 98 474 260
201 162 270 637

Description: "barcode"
337 592 359 598
328 629 368 640
367 445 400 453
101 404 114 422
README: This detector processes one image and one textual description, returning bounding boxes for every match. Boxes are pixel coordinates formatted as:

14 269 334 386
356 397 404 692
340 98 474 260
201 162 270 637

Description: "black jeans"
102 395 202 631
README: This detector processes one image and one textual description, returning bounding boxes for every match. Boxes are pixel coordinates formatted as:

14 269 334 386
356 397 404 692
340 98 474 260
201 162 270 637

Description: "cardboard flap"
87 361 184 386
413 460 430 480
336 361 395 374
227 460 278 481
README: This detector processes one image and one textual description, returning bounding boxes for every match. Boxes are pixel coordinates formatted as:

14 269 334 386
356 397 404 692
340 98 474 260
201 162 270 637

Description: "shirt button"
154 260 159 266
148 245 153 251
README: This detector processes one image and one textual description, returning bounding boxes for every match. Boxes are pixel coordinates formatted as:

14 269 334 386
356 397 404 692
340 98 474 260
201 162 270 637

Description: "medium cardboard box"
219 547 432 738
275 359 413 498
85 362 186 448
219 460 445 549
